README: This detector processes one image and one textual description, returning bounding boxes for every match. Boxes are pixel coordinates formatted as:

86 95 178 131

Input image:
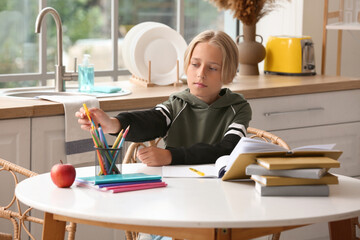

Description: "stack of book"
216 137 342 181
246 156 341 196
75 173 167 193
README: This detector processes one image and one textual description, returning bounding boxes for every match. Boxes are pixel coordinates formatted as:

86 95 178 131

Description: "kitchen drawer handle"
264 107 325 117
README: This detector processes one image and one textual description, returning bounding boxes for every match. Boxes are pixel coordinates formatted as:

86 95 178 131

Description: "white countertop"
2 75 360 119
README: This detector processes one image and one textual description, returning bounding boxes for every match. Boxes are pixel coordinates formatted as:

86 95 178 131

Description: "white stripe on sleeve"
225 123 246 137
155 104 171 126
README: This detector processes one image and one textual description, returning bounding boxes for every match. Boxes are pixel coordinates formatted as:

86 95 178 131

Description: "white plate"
122 22 162 75
129 23 167 78
131 25 187 85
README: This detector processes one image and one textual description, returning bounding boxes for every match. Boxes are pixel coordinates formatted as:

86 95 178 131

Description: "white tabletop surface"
15 164 360 229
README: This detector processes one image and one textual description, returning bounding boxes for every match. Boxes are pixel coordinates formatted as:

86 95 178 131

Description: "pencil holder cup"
94 146 123 176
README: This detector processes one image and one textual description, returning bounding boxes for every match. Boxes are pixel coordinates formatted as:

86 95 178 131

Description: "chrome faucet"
35 7 77 92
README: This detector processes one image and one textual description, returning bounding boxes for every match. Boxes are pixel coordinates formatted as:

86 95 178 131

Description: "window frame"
0 0 238 87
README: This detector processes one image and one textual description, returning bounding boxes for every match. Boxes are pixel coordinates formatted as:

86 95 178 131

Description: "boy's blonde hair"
184 30 239 84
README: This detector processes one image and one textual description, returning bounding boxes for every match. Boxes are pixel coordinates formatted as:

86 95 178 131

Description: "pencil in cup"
95 146 123 176
109 125 130 172
91 127 119 175
90 130 106 175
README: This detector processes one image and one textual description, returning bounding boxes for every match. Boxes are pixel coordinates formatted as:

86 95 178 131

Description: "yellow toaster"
264 36 316 76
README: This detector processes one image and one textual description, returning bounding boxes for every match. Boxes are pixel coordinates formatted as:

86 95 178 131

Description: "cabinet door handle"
264 107 325 117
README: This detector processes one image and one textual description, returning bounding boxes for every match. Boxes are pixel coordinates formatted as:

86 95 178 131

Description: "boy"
76 30 251 167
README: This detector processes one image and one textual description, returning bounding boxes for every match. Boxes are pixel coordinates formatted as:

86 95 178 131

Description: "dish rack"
130 60 183 87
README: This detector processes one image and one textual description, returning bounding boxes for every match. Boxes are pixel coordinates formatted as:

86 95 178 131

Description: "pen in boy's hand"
83 103 96 128
189 167 205 176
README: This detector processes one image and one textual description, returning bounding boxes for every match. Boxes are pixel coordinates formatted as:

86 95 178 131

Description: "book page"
292 143 336 152
225 137 287 171
234 137 288 153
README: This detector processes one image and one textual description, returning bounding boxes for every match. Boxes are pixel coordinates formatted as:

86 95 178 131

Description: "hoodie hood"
170 88 247 109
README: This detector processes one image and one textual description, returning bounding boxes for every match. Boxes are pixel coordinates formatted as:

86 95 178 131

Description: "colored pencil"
109 125 130 173
108 182 167 193
90 130 106 175
98 124 109 147
83 103 96 128
118 125 130 149
85 118 127 175
112 129 124 149
98 123 121 174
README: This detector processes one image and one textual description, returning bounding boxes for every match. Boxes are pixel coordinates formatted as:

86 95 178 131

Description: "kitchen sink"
2 87 131 99
4 91 92 98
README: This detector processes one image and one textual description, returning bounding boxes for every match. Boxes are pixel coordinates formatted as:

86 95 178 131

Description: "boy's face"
186 42 223 105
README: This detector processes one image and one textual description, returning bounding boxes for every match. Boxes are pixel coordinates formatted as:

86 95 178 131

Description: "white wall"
304 0 360 78
255 0 360 78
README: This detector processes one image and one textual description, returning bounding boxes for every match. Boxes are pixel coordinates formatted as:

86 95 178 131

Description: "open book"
162 137 342 180
220 137 342 181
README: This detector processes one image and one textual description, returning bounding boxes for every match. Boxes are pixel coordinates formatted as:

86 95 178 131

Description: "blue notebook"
97 179 162 188
78 173 162 185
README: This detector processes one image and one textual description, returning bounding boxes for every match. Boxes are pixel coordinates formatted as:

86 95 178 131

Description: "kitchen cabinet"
0 118 30 170
0 118 31 239
249 89 360 177
249 89 360 240
31 115 66 174
322 0 360 75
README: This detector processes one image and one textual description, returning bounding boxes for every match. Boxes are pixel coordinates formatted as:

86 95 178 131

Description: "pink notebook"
105 182 167 193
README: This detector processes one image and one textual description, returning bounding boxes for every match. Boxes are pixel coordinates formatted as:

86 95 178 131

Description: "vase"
237 24 266 75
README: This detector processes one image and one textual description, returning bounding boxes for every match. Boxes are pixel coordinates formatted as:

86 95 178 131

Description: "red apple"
50 160 76 188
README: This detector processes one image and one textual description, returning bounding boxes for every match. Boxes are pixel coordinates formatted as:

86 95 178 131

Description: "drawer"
248 89 360 131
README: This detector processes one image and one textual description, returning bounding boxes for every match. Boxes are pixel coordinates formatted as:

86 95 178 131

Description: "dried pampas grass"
208 0 288 25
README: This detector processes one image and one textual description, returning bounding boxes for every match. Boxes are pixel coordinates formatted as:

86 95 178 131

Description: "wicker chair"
0 157 77 240
122 127 290 240
247 127 290 150
123 127 290 164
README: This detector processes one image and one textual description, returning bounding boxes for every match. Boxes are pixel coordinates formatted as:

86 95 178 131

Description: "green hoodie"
162 88 251 148
115 88 251 165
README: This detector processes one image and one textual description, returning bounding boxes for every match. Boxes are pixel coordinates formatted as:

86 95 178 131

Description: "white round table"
15 165 360 240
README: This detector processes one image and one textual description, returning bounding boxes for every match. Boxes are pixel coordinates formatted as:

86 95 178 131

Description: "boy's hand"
75 107 92 131
75 107 121 134
137 147 172 166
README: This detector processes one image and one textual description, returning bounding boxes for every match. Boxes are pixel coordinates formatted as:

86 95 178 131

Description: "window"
0 0 236 89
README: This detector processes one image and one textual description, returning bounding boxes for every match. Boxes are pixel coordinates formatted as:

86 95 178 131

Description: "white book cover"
255 182 330 196
245 164 327 179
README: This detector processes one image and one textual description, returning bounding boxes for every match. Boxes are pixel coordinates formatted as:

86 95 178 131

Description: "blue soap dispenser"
78 54 94 93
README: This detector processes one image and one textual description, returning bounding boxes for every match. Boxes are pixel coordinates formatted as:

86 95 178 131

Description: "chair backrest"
247 127 290 150
122 127 290 164
123 138 162 164
0 158 76 240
